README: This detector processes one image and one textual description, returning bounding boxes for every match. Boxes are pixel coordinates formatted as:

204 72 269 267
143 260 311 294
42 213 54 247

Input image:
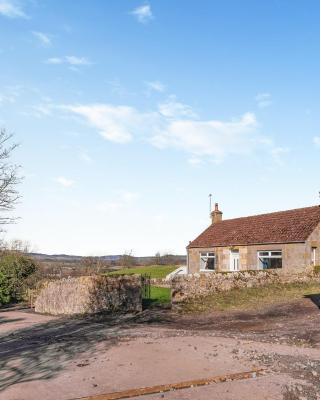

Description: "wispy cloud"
63 104 146 143
97 191 140 214
78 151 93 164
32 31 52 47
158 96 197 118
188 157 203 166
270 146 290 166
55 176 75 188
63 99 279 163
313 136 320 147
255 92 272 109
46 57 62 65
0 0 27 18
46 56 91 66
29 103 52 118
0 85 21 105
131 3 153 23
145 80 166 93
65 56 91 65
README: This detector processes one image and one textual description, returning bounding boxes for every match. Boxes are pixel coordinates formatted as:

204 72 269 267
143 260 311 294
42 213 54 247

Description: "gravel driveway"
0 297 319 400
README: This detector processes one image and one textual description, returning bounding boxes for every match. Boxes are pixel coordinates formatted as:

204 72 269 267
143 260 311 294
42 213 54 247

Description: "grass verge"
181 281 320 313
107 265 177 279
143 286 171 308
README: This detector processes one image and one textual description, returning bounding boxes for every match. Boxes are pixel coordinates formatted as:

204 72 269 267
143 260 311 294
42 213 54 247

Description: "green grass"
150 286 171 303
181 281 320 313
107 265 177 279
143 286 171 308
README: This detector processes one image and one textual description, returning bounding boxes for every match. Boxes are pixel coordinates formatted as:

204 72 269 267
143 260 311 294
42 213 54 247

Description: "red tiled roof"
188 206 320 248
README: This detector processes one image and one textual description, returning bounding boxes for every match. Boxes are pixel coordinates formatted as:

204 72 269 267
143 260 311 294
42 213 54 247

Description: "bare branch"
0 129 22 226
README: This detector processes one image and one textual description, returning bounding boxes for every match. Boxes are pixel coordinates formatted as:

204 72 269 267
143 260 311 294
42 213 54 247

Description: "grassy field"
107 265 177 279
181 281 320 313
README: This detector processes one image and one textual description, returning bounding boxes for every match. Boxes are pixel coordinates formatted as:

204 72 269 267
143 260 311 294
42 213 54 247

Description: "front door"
230 250 240 271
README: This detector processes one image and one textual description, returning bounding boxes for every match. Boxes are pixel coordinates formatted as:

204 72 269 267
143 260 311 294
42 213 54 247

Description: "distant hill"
29 253 186 265
29 253 122 262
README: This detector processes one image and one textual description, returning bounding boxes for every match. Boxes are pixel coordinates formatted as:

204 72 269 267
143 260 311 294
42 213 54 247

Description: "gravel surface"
0 297 319 400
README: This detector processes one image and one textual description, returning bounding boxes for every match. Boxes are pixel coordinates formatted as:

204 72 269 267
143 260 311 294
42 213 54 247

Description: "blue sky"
0 0 320 256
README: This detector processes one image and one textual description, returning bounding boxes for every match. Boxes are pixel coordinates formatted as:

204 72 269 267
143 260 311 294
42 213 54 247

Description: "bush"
314 265 320 274
0 252 37 306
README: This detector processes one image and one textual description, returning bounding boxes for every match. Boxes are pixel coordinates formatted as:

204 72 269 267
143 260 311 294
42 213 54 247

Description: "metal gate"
141 274 151 301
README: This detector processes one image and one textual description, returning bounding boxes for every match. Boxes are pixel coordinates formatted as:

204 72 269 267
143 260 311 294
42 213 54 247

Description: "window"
230 249 240 271
200 252 215 271
312 247 317 265
258 250 282 269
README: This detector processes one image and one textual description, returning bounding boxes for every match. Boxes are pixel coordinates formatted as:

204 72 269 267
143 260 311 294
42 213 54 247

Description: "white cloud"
63 104 154 143
55 176 75 188
79 151 93 164
0 0 27 18
32 31 51 47
131 3 153 23
270 146 290 166
313 136 320 147
150 112 258 161
0 85 21 105
188 157 203 166
46 57 63 64
63 99 280 163
158 97 197 118
97 191 140 214
121 191 140 203
145 80 166 93
65 56 91 65
255 93 272 109
30 103 52 117
46 56 91 66
0 93 15 105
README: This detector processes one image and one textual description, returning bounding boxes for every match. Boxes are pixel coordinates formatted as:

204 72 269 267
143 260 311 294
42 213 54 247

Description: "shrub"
314 265 320 274
0 252 37 306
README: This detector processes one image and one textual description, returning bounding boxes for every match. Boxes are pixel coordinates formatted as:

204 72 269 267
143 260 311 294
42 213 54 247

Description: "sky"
0 0 320 256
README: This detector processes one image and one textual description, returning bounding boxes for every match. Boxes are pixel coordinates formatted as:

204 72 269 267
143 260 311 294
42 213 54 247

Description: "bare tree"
120 250 136 268
0 129 21 226
154 251 162 265
80 256 103 275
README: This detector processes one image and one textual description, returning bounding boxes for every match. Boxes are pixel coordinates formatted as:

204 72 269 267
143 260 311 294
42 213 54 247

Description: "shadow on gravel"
305 293 320 308
0 313 135 391
1 298 319 392
0 316 25 325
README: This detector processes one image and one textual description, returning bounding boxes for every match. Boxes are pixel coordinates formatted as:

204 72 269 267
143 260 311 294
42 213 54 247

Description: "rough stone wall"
34 275 142 315
306 222 320 265
172 270 320 303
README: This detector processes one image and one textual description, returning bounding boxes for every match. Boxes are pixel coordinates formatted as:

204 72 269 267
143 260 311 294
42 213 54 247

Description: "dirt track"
0 297 320 400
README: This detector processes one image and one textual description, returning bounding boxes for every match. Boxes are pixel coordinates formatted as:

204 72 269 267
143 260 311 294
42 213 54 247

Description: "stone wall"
172 270 320 304
307 222 320 266
34 275 142 315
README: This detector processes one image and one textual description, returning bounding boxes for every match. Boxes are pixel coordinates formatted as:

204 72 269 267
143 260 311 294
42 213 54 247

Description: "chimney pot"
211 203 223 224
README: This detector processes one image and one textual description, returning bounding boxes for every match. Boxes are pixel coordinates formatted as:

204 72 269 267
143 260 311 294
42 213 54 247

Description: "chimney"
211 203 223 224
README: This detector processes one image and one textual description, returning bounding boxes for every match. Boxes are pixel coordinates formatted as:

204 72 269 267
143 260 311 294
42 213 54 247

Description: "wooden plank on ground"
74 368 265 400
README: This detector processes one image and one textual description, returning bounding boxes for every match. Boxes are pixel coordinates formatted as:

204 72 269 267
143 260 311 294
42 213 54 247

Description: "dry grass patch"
180 281 320 313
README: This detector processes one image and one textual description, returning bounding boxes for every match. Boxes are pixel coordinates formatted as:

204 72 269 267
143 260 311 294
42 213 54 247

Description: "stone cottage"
187 204 320 274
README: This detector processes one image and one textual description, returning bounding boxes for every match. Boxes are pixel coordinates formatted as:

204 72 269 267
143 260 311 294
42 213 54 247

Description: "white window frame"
257 250 282 270
200 252 215 272
229 249 240 271
312 247 317 266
